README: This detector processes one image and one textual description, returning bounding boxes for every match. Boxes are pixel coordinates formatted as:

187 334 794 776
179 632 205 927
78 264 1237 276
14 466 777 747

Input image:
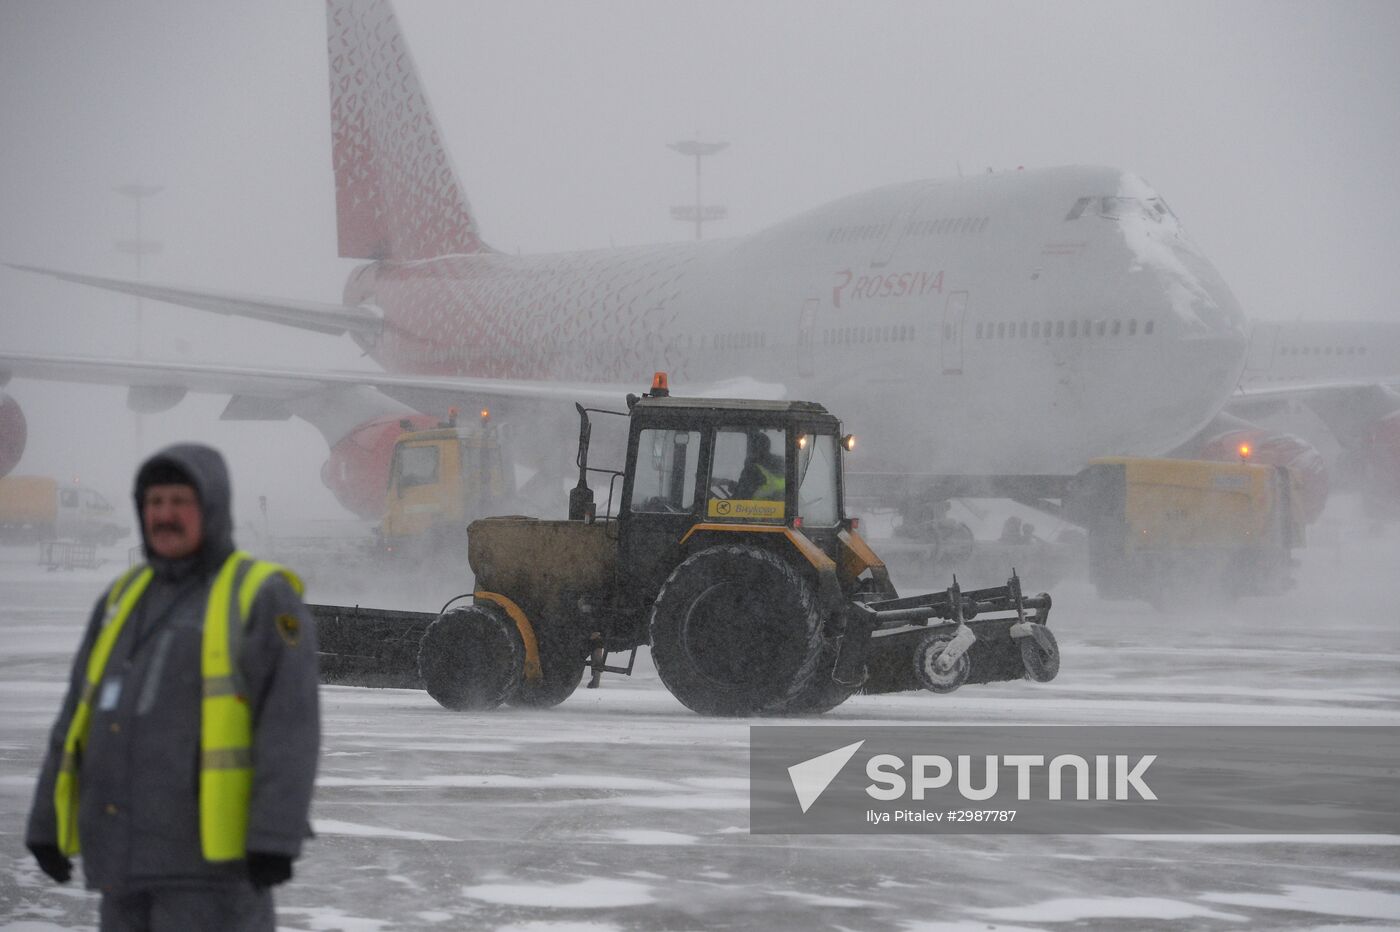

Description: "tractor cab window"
796 433 839 526
394 444 440 490
59 489 79 508
630 429 701 513
708 428 786 520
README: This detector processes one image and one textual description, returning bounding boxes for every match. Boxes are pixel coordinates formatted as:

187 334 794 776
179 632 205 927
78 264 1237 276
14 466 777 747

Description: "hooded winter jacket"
26 444 320 893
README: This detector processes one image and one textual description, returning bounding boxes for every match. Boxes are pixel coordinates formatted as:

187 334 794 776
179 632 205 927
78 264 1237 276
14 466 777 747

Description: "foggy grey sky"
2 0 1398 520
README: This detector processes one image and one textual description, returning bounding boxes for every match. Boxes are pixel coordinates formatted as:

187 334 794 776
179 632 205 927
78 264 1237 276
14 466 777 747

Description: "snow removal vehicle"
314 375 1058 715
1068 455 1304 607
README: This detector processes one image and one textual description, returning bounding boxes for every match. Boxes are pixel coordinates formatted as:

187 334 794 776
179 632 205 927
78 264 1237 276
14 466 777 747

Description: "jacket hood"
133 443 236 576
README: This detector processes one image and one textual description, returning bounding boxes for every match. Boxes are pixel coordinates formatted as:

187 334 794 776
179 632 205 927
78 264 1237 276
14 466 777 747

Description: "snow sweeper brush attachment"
849 572 1056 695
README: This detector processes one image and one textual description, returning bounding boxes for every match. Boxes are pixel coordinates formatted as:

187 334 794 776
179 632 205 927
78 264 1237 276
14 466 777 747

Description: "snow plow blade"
312 603 433 689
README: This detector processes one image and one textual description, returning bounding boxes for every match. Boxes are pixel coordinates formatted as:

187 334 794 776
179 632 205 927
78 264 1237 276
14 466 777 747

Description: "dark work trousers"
99 885 274 932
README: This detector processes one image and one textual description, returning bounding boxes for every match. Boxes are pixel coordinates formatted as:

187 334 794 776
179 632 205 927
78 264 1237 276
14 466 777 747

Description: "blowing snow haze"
3 5 1400 929
1 1 1398 520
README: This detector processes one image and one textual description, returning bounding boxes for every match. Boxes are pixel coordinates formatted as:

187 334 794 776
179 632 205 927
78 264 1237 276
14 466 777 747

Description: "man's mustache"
151 522 185 535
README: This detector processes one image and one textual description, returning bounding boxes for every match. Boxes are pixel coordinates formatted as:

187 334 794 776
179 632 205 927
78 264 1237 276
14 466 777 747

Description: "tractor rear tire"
507 624 586 708
418 604 523 711
763 638 857 715
650 545 824 716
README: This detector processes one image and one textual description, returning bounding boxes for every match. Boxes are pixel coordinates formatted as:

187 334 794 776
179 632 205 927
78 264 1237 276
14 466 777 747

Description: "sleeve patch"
275 613 302 648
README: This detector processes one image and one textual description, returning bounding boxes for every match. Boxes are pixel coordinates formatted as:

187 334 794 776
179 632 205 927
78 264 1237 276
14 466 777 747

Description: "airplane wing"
1224 377 1400 446
0 351 787 414
2 264 787 406
0 350 643 409
1231 377 1400 402
5 263 382 338
1227 377 1400 412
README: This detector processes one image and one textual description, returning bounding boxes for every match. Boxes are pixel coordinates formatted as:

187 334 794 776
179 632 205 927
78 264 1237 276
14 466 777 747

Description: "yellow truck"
0 475 128 545
1068 457 1303 606
375 413 514 560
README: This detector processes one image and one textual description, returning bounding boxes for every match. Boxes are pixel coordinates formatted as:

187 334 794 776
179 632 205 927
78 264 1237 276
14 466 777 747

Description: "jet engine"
0 391 26 477
321 412 439 518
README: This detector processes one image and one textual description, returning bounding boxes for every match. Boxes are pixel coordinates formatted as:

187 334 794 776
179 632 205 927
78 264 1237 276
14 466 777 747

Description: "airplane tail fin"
326 0 485 260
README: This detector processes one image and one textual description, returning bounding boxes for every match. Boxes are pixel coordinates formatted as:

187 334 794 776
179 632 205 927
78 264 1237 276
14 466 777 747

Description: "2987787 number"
946 810 1017 822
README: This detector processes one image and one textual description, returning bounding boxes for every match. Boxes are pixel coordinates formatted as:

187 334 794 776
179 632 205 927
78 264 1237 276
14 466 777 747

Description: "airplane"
2 0 1396 538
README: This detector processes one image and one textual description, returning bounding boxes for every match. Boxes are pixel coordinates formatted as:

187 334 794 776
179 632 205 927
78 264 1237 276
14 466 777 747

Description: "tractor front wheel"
507 624 587 708
417 603 523 711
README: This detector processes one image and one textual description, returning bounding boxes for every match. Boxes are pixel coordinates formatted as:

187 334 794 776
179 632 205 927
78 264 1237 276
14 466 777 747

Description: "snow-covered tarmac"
2 502 1399 930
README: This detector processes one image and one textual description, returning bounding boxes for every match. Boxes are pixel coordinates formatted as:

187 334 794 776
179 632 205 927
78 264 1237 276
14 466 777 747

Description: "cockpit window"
1066 196 1176 223
1099 197 1135 219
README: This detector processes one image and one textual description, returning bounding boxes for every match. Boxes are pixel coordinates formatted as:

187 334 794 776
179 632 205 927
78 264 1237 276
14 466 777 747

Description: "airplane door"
798 298 817 377
942 291 968 375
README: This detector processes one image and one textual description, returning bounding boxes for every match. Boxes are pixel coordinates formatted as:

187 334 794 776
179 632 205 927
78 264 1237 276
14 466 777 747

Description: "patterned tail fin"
326 0 485 260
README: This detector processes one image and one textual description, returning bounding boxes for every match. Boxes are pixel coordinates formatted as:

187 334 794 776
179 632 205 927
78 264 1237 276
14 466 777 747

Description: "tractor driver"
735 431 785 500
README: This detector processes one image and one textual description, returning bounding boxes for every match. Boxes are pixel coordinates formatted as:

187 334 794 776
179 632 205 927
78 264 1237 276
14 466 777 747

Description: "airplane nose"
1166 328 1249 430
1177 248 1248 337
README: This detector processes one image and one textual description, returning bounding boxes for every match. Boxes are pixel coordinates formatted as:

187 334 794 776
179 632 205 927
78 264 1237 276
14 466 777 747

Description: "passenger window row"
822 324 917 345
906 217 990 236
975 318 1155 340
1278 345 1366 357
711 331 767 350
824 214 992 245
825 223 889 244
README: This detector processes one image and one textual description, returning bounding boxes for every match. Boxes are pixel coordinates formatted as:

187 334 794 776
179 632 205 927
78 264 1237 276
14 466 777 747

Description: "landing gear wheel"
913 632 969 693
650 545 824 716
507 625 586 708
1019 625 1060 683
417 604 523 711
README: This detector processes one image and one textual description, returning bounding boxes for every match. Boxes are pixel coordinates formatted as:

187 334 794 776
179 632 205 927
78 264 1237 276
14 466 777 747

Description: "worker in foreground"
25 443 320 931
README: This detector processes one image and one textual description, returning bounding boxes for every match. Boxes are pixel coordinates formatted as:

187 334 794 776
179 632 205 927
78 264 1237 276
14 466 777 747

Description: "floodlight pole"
668 138 728 240
115 183 163 358
115 183 163 456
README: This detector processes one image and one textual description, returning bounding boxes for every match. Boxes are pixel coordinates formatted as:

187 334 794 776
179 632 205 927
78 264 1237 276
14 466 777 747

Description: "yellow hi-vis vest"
755 463 785 500
53 551 303 861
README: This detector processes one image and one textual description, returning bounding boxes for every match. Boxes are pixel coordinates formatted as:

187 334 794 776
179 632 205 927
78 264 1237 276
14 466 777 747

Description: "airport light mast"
668 138 728 240
115 182 162 456
114 183 163 359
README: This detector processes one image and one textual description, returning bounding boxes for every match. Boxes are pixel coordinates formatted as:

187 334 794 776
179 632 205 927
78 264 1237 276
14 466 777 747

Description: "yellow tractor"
316 376 1057 715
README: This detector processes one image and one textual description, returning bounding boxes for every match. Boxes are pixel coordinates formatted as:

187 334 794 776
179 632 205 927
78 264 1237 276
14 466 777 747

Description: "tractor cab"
568 374 860 606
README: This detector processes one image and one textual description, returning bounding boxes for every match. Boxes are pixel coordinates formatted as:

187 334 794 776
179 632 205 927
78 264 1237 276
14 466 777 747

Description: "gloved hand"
28 843 72 884
245 851 294 889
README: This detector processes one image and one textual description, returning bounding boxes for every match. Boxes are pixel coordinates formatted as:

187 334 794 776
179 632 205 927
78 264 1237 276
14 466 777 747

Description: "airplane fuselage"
348 166 1249 480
